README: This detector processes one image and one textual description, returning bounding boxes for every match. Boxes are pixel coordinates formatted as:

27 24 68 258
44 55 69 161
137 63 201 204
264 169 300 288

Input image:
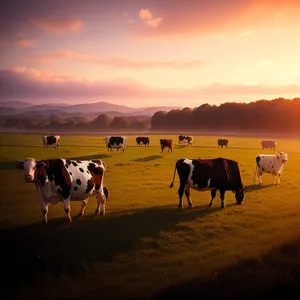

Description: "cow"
136 137 150 146
254 152 288 185
261 140 276 152
170 158 245 209
218 139 228 148
178 135 193 146
104 136 127 152
160 139 173 152
42 135 60 149
16 158 109 224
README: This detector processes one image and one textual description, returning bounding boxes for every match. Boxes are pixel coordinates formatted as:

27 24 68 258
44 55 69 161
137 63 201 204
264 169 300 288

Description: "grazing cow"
16 158 109 224
170 158 245 208
136 136 150 146
218 139 228 148
178 135 193 146
42 135 60 149
104 136 127 152
160 139 173 152
261 140 276 152
254 152 288 185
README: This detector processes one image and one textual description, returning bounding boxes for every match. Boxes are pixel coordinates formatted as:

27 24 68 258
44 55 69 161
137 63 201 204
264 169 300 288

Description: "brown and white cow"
218 139 228 148
136 136 150 146
104 136 127 152
261 140 276 152
42 135 60 149
16 158 109 224
160 139 173 152
254 152 288 185
170 158 245 208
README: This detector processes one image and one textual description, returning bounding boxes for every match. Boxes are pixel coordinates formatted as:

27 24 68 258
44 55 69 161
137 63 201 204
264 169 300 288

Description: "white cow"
254 152 288 185
104 136 127 152
261 140 276 152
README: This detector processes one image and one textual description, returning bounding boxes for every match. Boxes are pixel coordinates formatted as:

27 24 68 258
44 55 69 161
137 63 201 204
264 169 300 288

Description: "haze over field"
1 0 300 107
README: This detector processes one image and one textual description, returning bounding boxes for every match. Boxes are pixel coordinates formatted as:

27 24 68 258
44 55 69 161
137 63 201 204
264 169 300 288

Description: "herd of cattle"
15 135 288 223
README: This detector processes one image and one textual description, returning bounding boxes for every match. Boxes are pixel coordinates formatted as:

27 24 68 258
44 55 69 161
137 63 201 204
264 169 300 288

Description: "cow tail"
170 165 177 188
253 163 258 182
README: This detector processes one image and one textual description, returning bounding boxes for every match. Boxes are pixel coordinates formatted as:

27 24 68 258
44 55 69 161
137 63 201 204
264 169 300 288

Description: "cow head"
235 188 246 204
279 152 288 163
16 158 46 183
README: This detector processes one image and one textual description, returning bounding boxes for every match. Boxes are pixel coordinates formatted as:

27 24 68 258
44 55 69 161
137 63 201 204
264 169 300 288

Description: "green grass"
1 133 300 299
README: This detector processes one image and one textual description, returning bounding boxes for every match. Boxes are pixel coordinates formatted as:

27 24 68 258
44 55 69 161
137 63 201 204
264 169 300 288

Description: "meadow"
1 133 300 300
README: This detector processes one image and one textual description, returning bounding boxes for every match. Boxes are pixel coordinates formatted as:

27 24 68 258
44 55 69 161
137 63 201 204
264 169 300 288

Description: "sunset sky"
1 0 300 108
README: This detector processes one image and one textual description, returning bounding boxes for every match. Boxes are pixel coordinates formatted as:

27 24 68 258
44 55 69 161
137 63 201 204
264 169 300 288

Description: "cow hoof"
68 218 72 223
179 204 184 208
188 204 194 208
99 211 105 215
221 205 225 209
208 203 212 207
42 220 48 225
78 212 84 217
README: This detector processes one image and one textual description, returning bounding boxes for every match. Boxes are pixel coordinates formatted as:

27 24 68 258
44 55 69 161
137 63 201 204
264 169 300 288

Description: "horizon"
1 0 300 108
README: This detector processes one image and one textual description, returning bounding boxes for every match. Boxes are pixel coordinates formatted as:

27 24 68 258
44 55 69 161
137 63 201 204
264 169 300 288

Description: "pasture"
1 133 300 299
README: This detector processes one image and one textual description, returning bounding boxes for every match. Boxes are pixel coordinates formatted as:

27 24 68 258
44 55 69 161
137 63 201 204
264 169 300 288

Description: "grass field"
1 133 300 300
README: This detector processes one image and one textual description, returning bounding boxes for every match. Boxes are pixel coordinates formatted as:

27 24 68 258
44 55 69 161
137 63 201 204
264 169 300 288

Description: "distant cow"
16 158 109 224
170 158 245 208
254 152 288 185
42 135 60 148
218 139 228 148
178 135 193 146
160 139 173 152
104 136 127 152
261 140 276 151
136 137 150 146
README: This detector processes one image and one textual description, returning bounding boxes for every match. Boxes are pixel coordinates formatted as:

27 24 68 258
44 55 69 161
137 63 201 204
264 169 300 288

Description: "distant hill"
0 100 182 117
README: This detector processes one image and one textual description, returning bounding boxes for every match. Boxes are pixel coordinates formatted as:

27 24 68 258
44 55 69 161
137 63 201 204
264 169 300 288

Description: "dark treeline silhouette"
1 98 300 134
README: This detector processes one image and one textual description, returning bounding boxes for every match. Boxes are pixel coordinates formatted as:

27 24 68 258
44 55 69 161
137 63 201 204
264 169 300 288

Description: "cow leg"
63 197 72 223
209 189 217 207
78 200 87 217
178 183 186 208
220 189 226 208
184 185 193 208
40 202 49 224
258 172 263 184
95 189 106 215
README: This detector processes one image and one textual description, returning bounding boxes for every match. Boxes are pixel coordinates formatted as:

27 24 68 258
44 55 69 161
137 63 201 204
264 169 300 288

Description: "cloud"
1 68 300 101
139 8 162 28
128 0 300 40
30 19 84 33
15 39 36 47
29 51 208 69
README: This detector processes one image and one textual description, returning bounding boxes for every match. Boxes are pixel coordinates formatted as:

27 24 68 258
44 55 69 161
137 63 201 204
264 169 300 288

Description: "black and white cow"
42 135 60 148
254 152 288 185
104 136 127 152
178 135 193 146
170 158 245 208
136 137 150 146
16 158 109 224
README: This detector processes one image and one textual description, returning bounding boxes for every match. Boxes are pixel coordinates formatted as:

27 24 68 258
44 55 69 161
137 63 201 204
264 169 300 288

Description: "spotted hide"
254 152 288 185
170 158 245 208
16 158 109 224
42 135 60 148
104 136 127 152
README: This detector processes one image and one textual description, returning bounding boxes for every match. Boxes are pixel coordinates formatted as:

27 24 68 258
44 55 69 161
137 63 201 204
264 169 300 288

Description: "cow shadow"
133 155 163 162
245 183 273 193
1 204 221 294
67 154 112 161
151 237 300 300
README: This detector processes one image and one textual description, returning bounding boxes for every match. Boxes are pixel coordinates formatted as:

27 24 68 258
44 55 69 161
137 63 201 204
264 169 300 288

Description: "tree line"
2 98 300 133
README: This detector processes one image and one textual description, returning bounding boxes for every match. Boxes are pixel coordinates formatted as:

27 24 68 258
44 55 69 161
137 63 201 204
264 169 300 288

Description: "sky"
1 0 300 108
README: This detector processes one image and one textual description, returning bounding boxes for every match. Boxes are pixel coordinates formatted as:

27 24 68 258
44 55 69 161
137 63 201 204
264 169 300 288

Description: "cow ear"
15 162 24 169
36 162 46 168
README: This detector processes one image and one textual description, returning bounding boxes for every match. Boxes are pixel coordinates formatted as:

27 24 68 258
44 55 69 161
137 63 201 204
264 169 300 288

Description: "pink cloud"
2 68 300 101
30 51 208 69
129 0 300 40
30 19 84 33
15 39 36 47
